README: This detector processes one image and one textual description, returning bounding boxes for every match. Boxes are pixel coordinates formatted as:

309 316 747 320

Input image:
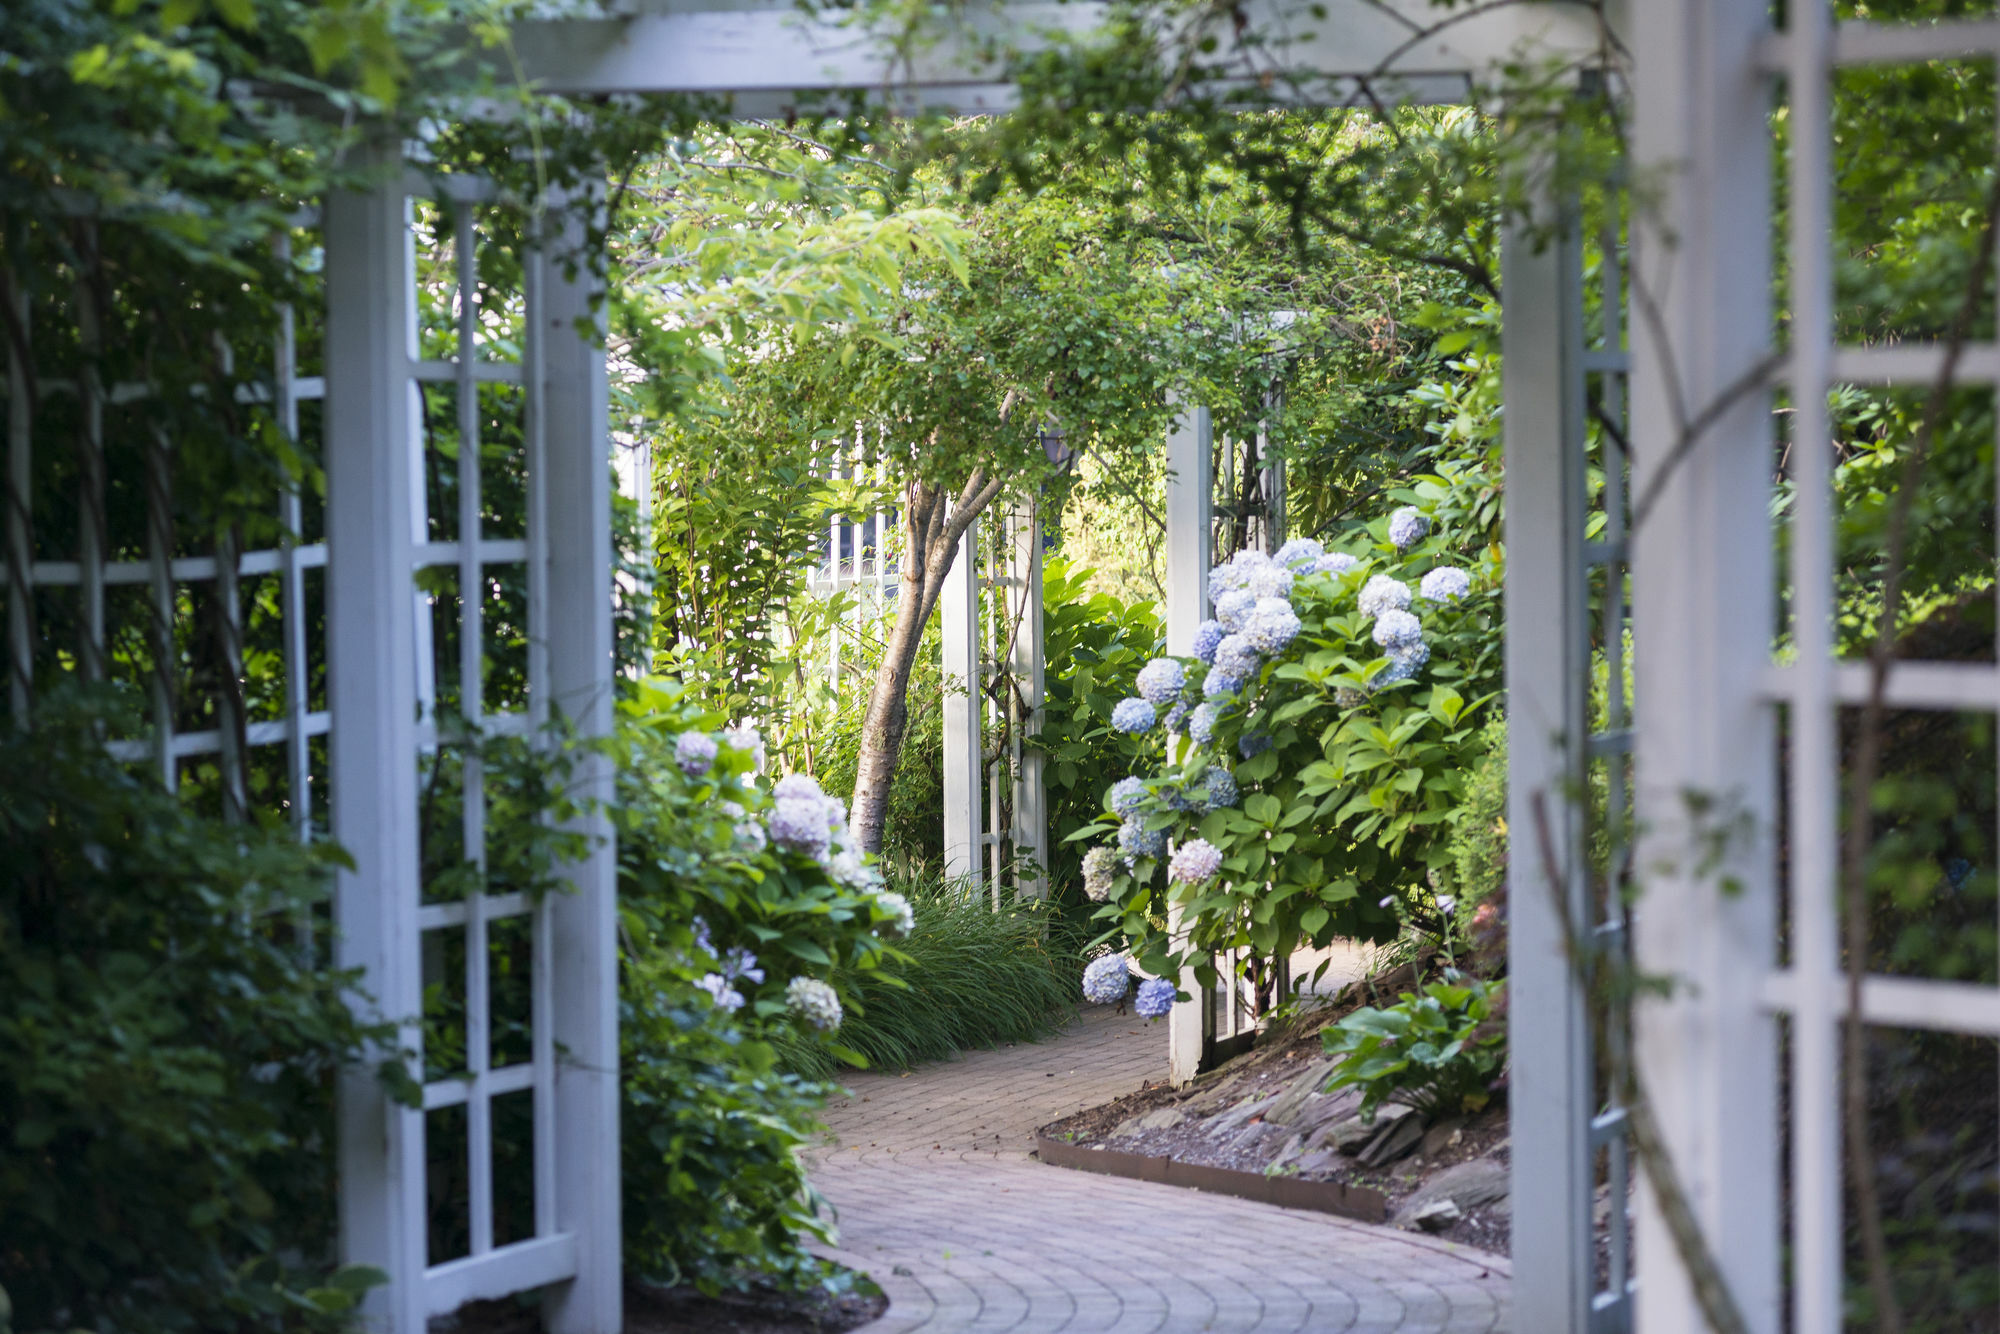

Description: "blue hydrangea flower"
1134 977 1177 1019
1118 817 1166 859
1247 562 1294 600
1275 536 1325 569
1111 697 1157 733
1334 685 1369 709
1192 619 1226 664
1202 665 1245 700
1388 506 1430 550
1188 702 1219 746
1082 846 1119 902
1168 838 1224 884
1164 700 1191 733
1244 598 1302 655
1238 731 1272 759
676 732 718 777
1215 588 1258 633
1358 574 1413 619
1136 657 1186 707
1372 642 1432 686
1310 552 1360 578
1204 767 1239 809
1082 954 1132 1005
786 976 843 1031
1108 776 1148 817
769 796 832 861
1419 566 1472 602
1215 633 1261 678
1372 608 1424 651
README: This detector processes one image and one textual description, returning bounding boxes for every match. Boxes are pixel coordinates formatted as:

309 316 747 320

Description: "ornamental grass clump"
1069 493 1501 1006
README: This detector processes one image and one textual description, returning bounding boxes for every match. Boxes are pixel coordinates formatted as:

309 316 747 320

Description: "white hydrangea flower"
769 796 831 861
1247 561 1294 600
786 976 844 1031
1310 552 1360 578
874 889 916 936
1419 566 1472 602
1358 574 1413 619
734 819 768 854
1082 846 1119 902
1168 838 1224 884
1388 506 1430 550
1372 608 1424 651
1275 536 1325 569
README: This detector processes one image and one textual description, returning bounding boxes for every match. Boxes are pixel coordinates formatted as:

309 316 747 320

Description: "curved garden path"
807 1006 1511 1333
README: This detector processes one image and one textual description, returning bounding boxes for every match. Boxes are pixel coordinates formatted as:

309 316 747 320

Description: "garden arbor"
11 0 1967 1331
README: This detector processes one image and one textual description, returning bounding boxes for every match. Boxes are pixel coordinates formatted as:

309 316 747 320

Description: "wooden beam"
512 0 1609 111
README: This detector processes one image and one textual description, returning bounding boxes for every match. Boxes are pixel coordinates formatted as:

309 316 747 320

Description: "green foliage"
620 951 842 1296
1035 558 1163 901
1321 975 1507 1121
1443 718 1507 911
1080 498 1502 990
775 873 1078 1081
0 691 396 1333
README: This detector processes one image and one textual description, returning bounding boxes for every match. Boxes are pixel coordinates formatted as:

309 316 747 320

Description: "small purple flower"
1134 977 1177 1019
1168 838 1223 884
1192 619 1226 664
1082 846 1119 902
1112 698 1157 733
1388 506 1430 550
675 732 718 777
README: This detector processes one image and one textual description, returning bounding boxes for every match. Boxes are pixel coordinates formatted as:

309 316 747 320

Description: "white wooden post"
537 207 624 1334
1164 395 1212 1086
324 146 429 1334
941 516 984 889
1502 173 1594 1334
1007 506 1048 898
1630 0 1782 1328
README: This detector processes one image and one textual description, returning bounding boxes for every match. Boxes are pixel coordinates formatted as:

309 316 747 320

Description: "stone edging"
1032 1134 1391 1223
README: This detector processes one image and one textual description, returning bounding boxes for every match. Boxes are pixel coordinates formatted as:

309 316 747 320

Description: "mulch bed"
1037 965 1513 1256
439 1277 888 1334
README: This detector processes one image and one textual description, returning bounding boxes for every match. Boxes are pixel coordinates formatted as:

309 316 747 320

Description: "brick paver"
807 1006 1510 1332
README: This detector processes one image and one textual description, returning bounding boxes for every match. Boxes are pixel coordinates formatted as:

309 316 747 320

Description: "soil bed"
1038 969 1512 1257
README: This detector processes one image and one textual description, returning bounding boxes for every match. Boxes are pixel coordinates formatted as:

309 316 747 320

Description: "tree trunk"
849 467 1006 854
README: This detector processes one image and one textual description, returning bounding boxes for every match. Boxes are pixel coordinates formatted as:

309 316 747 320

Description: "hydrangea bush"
1070 494 1500 997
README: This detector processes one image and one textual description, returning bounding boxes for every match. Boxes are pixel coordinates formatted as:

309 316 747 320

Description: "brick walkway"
807 1006 1511 1333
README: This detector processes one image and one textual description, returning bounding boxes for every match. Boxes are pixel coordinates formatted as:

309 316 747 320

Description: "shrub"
0 692 393 1334
1321 975 1506 1120
610 677 910 1289
1072 491 1502 993
775 873 1078 1080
